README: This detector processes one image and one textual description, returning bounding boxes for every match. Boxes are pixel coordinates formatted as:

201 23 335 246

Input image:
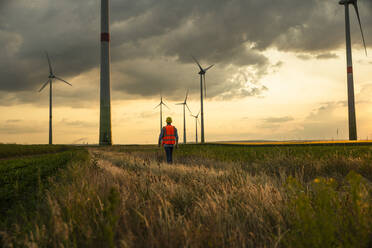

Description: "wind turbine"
39 52 72 145
190 111 200 143
176 89 192 144
339 0 368 140
191 55 214 143
154 95 169 132
99 0 112 145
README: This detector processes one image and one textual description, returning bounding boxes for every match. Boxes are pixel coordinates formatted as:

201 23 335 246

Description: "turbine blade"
39 79 50 92
204 64 214 72
203 74 207 98
185 103 192 113
55 76 72 86
163 102 170 109
154 103 161 109
185 89 189 102
191 55 203 71
45 51 53 75
353 2 368 56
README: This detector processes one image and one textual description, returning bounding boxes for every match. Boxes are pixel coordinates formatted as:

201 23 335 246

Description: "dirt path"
88 148 125 177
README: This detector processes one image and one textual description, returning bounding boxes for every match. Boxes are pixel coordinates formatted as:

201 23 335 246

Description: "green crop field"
0 145 89 227
1 144 371 247
0 144 72 159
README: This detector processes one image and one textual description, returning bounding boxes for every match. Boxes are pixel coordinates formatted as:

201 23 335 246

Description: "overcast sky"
0 0 371 144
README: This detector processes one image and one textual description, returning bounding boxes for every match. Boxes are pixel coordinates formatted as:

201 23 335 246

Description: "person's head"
166 117 172 124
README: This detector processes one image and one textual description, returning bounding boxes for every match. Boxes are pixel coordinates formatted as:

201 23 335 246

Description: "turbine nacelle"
154 95 169 109
197 65 214 75
340 0 367 56
176 89 191 113
39 52 72 92
191 112 200 119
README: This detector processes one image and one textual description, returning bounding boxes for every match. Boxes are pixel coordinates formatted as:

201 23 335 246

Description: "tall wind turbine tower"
99 0 112 145
339 0 367 140
192 56 214 143
176 89 191 144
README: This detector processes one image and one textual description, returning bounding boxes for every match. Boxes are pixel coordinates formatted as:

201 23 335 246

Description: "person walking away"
158 117 178 164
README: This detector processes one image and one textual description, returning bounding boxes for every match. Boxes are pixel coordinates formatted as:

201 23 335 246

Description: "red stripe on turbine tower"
101 33 110 42
347 66 353 74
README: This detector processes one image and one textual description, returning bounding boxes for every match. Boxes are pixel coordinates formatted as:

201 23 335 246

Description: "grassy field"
1 144 371 247
217 140 372 146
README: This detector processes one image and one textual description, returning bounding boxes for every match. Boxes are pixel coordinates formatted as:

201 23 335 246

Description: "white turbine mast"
39 52 72 145
191 55 214 143
176 89 192 144
154 94 169 132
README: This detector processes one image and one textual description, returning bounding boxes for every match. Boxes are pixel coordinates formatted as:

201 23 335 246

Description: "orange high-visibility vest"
162 125 176 145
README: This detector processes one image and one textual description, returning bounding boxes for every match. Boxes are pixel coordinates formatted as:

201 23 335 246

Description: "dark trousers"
164 146 174 164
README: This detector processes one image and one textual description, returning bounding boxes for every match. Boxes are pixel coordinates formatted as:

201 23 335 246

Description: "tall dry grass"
1 146 371 247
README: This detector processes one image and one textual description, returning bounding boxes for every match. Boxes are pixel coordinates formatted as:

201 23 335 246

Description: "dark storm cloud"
110 0 320 63
0 0 10 10
0 0 100 91
0 0 371 105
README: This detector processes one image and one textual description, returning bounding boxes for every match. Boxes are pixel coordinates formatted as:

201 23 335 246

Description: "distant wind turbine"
176 89 192 144
154 95 169 132
339 0 368 140
191 55 214 143
191 111 200 143
39 52 72 145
